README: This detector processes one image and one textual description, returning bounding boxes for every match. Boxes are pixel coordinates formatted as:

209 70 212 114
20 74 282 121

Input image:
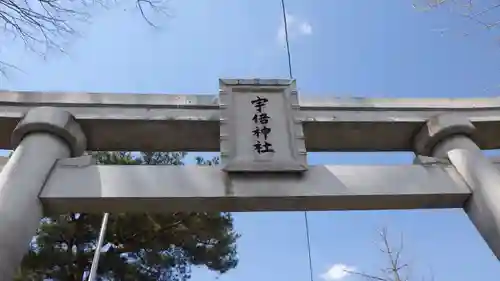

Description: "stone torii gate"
1 79 500 279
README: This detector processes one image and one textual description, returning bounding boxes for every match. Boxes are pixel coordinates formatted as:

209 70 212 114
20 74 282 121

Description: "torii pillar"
0 107 86 280
414 114 500 259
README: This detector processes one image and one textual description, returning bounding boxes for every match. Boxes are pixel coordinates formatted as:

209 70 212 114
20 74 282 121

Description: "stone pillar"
414 114 500 259
0 107 86 280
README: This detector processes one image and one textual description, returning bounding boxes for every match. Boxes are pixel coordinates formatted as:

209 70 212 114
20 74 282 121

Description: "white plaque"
219 78 307 172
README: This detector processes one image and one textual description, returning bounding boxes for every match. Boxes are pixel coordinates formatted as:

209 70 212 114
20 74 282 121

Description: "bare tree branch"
346 227 433 281
0 0 171 76
413 0 500 30
345 269 390 281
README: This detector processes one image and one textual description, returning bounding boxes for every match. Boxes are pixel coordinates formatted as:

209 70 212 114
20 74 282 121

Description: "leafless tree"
0 0 170 75
345 227 434 281
412 0 500 94
413 0 500 30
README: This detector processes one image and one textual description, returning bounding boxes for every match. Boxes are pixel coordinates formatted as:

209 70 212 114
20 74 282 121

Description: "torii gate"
0 79 500 279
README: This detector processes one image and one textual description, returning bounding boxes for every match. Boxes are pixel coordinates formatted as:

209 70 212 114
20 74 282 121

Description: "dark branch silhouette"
414 0 500 30
345 227 434 281
0 0 170 75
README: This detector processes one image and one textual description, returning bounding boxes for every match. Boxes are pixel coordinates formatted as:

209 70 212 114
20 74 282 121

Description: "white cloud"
276 13 313 43
299 22 312 35
320 264 357 281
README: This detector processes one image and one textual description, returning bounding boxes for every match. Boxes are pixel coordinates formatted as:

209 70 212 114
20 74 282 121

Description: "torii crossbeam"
0 79 500 280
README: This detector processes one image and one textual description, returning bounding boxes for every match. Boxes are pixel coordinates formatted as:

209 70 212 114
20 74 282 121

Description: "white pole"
87 213 109 281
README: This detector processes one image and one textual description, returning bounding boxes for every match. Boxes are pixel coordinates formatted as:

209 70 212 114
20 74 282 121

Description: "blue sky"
2 0 500 280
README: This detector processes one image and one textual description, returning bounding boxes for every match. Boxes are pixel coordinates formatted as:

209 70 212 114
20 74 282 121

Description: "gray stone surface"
3 91 500 152
39 162 470 213
442 141 500 260
11 107 86 156
0 107 88 279
413 114 476 156
0 134 72 279
219 79 307 172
